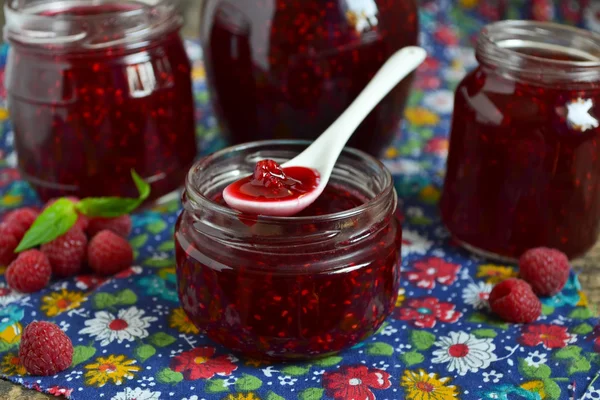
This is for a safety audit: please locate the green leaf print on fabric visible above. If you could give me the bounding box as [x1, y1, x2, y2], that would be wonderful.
[147, 220, 168, 234]
[266, 392, 285, 400]
[314, 356, 342, 367]
[133, 344, 156, 362]
[518, 358, 551, 379]
[572, 323, 594, 335]
[542, 305, 555, 316]
[156, 368, 184, 385]
[466, 313, 509, 329]
[569, 307, 593, 319]
[552, 346, 591, 375]
[158, 240, 175, 251]
[401, 351, 425, 367]
[114, 289, 137, 306]
[235, 374, 262, 391]
[472, 329, 498, 338]
[130, 234, 149, 249]
[205, 378, 229, 394]
[367, 342, 394, 356]
[298, 388, 324, 400]
[91, 293, 117, 310]
[71, 345, 96, 367]
[410, 330, 436, 350]
[148, 332, 176, 347]
[143, 257, 176, 268]
[542, 379, 562, 400]
[280, 365, 311, 376]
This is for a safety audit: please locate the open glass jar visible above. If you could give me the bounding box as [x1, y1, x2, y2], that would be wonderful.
[441, 21, 600, 260]
[175, 141, 402, 360]
[4, 0, 197, 202]
[199, 0, 419, 156]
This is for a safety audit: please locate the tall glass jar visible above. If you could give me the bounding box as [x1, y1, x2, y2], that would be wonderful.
[199, 0, 419, 156]
[4, 0, 197, 202]
[441, 21, 600, 260]
[175, 141, 402, 360]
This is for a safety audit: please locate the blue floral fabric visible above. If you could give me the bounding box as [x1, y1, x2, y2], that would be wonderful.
[1, 1, 600, 399]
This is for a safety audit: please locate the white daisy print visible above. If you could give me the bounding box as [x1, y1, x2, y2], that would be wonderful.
[423, 90, 454, 114]
[401, 230, 433, 258]
[482, 370, 503, 383]
[525, 351, 547, 368]
[111, 388, 161, 400]
[432, 331, 497, 376]
[0, 283, 25, 307]
[79, 306, 157, 346]
[382, 158, 423, 176]
[462, 282, 492, 310]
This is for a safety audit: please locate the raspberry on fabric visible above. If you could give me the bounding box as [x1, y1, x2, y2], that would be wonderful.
[87, 215, 132, 238]
[519, 247, 570, 296]
[19, 321, 73, 376]
[0, 223, 20, 266]
[5, 250, 52, 293]
[41, 227, 88, 277]
[489, 278, 541, 324]
[3, 207, 39, 238]
[87, 230, 134, 276]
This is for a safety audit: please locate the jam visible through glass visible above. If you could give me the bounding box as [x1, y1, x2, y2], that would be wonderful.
[227, 159, 320, 201]
[200, 0, 419, 156]
[441, 44, 600, 259]
[175, 181, 401, 359]
[6, 2, 197, 202]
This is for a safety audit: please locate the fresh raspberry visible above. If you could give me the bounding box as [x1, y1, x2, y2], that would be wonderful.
[87, 215, 132, 238]
[489, 278, 541, 324]
[41, 227, 87, 277]
[87, 230, 133, 276]
[44, 197, 88, 232]
[253, 159, 287, 188]
[19, 321, 73, 376]
[5, 250, 52, 293]
[3, 207, 39, 238]
[519, 247, 570, 296]
[0, 223, 20, 266]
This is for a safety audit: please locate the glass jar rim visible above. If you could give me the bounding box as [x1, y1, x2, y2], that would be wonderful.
[477, 20, 600, 84]
[4, 0, 182, 49]
[184, 140, 395, 224]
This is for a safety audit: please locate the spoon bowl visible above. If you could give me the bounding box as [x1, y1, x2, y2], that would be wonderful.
[223, 46, 427, 216]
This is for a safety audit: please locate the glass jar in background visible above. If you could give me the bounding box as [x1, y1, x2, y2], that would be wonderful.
[441, 21, 600, 260]
[4, 0, 197, 202]
[199, 0, 419, 157]
[175, 141, 402, 360]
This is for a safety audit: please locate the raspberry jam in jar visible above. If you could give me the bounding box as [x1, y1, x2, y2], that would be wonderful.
[4, 0, 197, 202]
[441, 21, 600, 260]
[200, 0, 419, 156]
[175, 141, 402, 360]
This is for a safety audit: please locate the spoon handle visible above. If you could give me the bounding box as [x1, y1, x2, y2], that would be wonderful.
[285, 46, 427, 172]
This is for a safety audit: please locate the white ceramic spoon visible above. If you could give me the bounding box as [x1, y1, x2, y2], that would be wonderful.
[223, 46, 427, 216]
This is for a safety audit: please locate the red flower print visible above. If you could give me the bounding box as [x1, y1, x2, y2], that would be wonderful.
[418, 57, 440, 73]
[519, 324, 573, 349]
[323, 365, 391, 400]
[47, 386, 74, 397]
[414, 76, 441, 90]
[531, 0, 554, 21]
[425, 138, 449, 157]
[396, 297, 461, 328]
[404, 257, 460, 289]
[433, 26, 459, 46]
[170, 346, 237, 380]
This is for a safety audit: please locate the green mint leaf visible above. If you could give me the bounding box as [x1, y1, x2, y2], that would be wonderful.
[76, 170, 150, 218]
[15, 198, 78, 252]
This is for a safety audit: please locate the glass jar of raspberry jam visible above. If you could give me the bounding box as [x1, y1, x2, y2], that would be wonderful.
[175, 141, 402, 360]
[441, 21, 600, 260]
[4, 0, 197, 202]
[199, 0, 419, 156]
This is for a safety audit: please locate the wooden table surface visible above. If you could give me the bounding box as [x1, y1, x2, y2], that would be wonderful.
[1, 245, 600, 399]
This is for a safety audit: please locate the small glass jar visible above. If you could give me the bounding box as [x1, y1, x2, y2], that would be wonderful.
[4, 0, 197, 202]
[199, 0, 419, 156]
[175, 141, 402, 360]
[441, 21, 600, 260]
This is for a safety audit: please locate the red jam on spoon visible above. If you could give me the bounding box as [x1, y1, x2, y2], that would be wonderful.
[225, 159, 321, 202]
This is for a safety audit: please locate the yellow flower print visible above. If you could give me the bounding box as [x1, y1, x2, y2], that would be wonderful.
[192, 65, 206, 80]
[385, 147, 399, 159]
[84, 355, 141, 387]
[459, 0, 479, 9]
[0, 353, 25, 376]
[395, 288, 406, 308]
[0, 322, 22, 345]
[520, 380, 546, 399]
[0, 108, 9, 121]
[420, 185, 441, 204]
[401, 369, 459, 399]
[405, 107, 440, 126]
[158, 267, 176, 281]
[41, 289, 86, 317]
[169, 307, 200, 335]
[223, 394, 262, 400]
[476, 264, 518, 284]
[577, 291, 589, 307]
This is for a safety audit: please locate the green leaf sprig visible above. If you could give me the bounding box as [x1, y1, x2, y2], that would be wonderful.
[15, 170, 150, 252]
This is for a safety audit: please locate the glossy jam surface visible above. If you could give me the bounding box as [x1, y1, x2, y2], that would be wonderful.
[227, 160, 320, 201]
[441, 48, 600, 259]
[6, 3, 197, 201]
[175, 184, 401, 359]
[200, 0, 418, 156]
